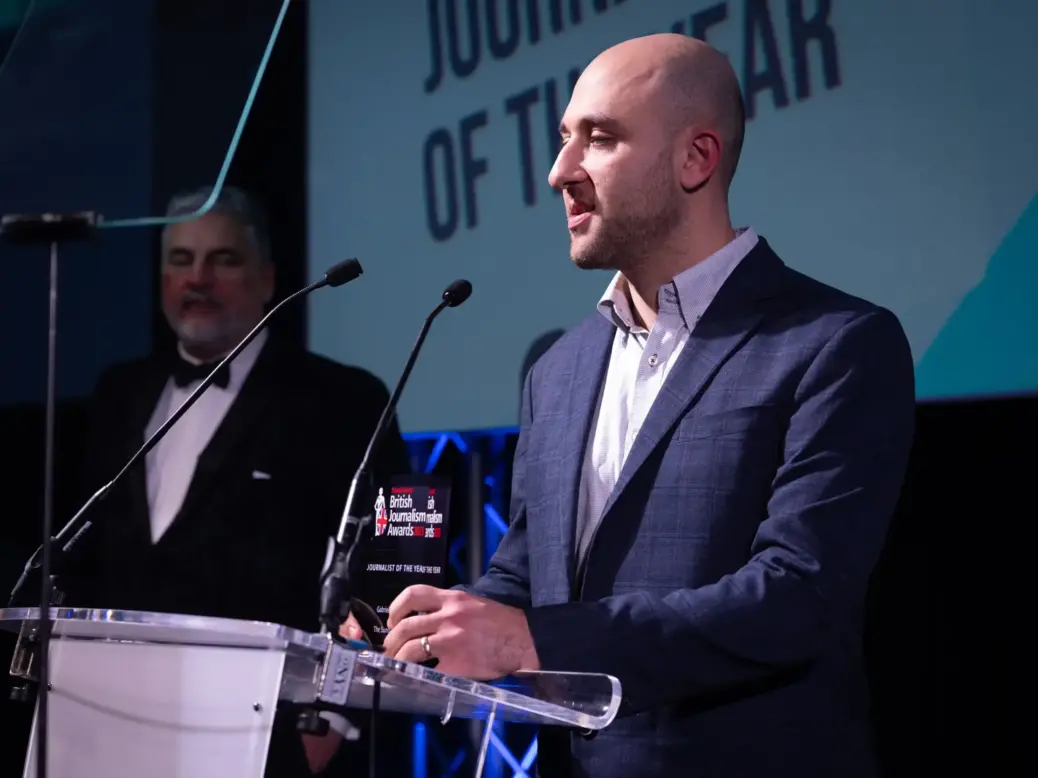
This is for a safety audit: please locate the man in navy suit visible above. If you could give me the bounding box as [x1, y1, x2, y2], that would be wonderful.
[366, 34, 916, 777]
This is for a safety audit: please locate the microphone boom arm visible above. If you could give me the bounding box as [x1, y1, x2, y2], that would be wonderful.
[319, 279, 472, 636]
[7, 258, 363, 607]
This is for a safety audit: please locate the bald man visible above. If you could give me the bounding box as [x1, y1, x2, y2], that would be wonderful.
[364, 35, 915, 777]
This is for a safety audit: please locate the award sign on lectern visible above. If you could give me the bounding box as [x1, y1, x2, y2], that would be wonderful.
[355, 474, 452, 645]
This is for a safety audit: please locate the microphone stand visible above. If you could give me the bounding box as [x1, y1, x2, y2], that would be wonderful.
[1, 210, 101, 778]
[7, 256, 363, 609]
[318, 280, 472, 635]
[312, 280, 471, 778]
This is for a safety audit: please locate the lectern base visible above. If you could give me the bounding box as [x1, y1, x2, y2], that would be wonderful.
[22, 639, 283, 778]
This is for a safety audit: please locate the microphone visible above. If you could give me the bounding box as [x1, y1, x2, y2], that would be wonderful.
[7, 257, 364, 607]
[318, 278, 473, 635]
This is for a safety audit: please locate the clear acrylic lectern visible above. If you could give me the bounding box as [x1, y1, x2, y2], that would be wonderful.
[1, 608, 621, 778]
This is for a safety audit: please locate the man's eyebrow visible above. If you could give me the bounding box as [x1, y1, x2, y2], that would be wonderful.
[559, 113, 623, 135]
[166, 246, 242, 258]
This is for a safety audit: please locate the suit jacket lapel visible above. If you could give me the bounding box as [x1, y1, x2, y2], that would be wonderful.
[553, 316, 614, 595]
[163, 339, 284, 539]
[597, 240, 788, 523]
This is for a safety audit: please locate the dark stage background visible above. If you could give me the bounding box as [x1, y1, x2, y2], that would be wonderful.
[0, 1, 1029, 776]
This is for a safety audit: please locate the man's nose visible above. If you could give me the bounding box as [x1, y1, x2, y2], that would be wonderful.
[185, 260, 215, 286]
[548, 142, 588, 191]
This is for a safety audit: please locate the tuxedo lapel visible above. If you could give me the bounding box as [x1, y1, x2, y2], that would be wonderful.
[597, 241, 789, 523]
[122, 360, 176, 548]
[552, 316, 614, 595]
[165, 340, 284, 538]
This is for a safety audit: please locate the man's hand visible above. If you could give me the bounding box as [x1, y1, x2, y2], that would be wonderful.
[382, 585, 540, 679]
[301, 731, 342, 774]
[338, 611, 368, 642]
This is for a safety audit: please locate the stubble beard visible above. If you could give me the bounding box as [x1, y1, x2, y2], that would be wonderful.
[165, 306, 243, 359]
[570, 155, 682, 274]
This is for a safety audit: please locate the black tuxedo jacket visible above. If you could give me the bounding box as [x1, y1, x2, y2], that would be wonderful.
[53, 337, 412, 776]
[63, 336, 410, 631]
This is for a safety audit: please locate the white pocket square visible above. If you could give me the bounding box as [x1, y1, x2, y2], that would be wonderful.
[252, 470, 272, 480]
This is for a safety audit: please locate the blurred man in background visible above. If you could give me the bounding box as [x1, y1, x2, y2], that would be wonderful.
[63, 186, 410, 775]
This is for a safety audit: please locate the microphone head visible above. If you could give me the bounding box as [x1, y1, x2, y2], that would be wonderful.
[443, 279, 472, 307]
[325, 258, 363, 287]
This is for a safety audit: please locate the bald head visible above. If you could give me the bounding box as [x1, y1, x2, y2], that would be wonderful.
[586, 34, 745, 189]
[549, 34, 746, 276]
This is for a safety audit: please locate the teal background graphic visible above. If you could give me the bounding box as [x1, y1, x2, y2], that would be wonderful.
[304, 0, 1038, 432]
[916, 191, 1038, 399]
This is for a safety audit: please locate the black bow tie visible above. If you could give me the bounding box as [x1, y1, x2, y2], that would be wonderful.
[172, 356, 230, 389]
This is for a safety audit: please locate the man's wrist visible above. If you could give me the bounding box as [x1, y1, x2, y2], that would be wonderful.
[519, 609, 542, 672]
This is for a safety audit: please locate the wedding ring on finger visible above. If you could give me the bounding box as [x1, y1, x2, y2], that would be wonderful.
[420, 635, 433, 658]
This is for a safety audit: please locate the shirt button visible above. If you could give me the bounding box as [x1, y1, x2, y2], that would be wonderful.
[648, 353, 658, 367]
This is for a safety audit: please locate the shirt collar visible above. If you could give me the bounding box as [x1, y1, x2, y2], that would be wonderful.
[597, 226, 759, 334]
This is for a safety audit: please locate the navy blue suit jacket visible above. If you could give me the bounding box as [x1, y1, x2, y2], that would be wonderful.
[468, 239, 916, 777]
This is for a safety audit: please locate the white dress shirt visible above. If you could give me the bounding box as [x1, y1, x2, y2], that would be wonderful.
[144, 328, 268, 542]
[574, 227, 760, 571]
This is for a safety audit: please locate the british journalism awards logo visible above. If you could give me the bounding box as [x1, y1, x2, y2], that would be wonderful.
[373, 486, 443, 539]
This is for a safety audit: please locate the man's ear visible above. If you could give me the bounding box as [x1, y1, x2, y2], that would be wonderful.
[678, 126, 723, 194]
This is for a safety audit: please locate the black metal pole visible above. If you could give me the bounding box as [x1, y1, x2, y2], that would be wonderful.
[1, 211, 99, 778]
[34, 239, 60, 778]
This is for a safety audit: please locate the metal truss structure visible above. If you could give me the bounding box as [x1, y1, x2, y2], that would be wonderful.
[401, 428, 539, 778]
